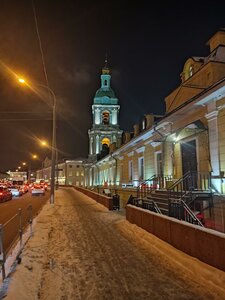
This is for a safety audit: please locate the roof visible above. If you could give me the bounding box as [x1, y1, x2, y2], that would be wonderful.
[94, 87, 118, 105]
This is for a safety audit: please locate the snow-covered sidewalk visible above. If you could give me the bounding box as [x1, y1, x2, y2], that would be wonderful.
[2, 187, 225, 299]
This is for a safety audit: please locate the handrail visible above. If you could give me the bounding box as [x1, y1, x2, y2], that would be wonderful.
[152, 200, 162, 214]
[181, 199, 204, 227]
[138, 174, 156, 188]
[169, 197, 204, 227]
[137, 174, 173, 199]
[168, 171, 191, 191]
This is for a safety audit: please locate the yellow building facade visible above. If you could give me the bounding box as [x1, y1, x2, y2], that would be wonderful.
[84, 29, 225, 206]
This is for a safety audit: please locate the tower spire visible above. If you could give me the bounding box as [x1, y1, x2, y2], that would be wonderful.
[102, 54, 110, 74]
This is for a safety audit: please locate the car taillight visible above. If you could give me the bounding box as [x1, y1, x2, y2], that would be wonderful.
[0, 192, 3, 195]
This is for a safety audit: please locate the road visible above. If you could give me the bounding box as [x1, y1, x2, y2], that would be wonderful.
[5, 187, 225, 299]
[0, 191, 49, 256]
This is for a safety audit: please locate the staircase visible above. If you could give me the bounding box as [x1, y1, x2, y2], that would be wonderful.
[146, 190, 169, 215]
[135, 171, 213, 226]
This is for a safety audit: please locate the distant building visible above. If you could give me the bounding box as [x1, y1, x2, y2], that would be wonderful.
[0, 171, 10, 181]
[36, 159, 85, 186]
[8, 171, 27, 183]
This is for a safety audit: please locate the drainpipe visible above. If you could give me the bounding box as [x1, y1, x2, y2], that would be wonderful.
[95, 164, 100, 193]
[153, 125, 166, 178]
[111, 154, 118, 194]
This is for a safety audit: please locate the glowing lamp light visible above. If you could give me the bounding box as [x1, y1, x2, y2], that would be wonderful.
[41, 140, 47, 146]
[18, 78, 26, 84]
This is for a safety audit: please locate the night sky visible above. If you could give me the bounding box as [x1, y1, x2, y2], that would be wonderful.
[0, 0, 225, 171]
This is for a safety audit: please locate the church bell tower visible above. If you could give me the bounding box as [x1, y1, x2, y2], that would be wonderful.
[88, 60, 123, 161]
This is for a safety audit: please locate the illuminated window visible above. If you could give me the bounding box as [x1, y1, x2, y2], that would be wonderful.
[138, 157, 144, 180]
[76, 181, 79, 186]
[129, 160, 133, 181]
[69, 171, 73, 176]
[189, 65, 193, 77]
[156, 152, 162, 176]
[76, 171, 79, 176]
[81, 171, 84, 176]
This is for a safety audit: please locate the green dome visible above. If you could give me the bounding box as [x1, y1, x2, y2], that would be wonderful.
[95, 87, 115, 98]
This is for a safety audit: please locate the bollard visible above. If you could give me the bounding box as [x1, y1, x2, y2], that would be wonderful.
[18, 208, 23, 250]
[0, 224, 6, 280]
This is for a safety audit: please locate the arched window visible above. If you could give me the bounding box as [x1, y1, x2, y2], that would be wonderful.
[104, 80, 107, 86]
[101, 137, 110, 146]
[189, 65, 193, 77]
[102, 111, 109, 124]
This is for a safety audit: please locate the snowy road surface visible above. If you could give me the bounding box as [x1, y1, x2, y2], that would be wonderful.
[4, 187, 225, 299]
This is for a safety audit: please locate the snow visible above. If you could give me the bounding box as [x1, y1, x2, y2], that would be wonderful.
[1, 187, 225, 299]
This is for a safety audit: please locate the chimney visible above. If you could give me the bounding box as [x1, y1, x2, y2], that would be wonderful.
[123, 132, 131, 144]
[133, 124, 140, 137]
[145, 114, 154, 129]
[206, 29, 225, 52]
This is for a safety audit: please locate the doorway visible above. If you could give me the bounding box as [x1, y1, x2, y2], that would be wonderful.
[181, 139, 198, 189]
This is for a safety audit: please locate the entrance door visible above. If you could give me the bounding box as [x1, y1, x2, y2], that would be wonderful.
[181, 140, 198, 189]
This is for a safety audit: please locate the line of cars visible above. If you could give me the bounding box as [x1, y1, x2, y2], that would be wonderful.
[0, 180, 48, 203]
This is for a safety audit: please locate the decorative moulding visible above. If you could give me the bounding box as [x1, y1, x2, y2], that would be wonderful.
[127, 151, 134, 157]
[151, 141, 161, 148]
[205, 110, 219, 121]
[136, 146, 145, 153]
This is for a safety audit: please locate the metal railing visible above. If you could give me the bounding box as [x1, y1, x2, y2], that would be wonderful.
[137, 175, 173, 199]
[142, 199, 162, 214]
[127, 196, 162, 214]
[0, 205, 33, 280]
[168, 171, 212, 199]
[169, 198, 204, 227]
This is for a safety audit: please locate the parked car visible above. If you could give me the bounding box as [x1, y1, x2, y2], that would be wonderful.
[0, 186, 12, 203]
[40, 182, 48, 191]
[31, 185, 45, 196]
[21, 184, 29, 194]
[8, 186, 23, 197]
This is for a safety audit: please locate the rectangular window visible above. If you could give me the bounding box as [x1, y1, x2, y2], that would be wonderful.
[69, 165, 72, 168]
[156, 152, 162, 176]
[76, 165, 80, 168]
[128, 160, 133, 181]
[76, 181, 79, 186]
[69, 171, 73, 177]
[76, 171, 79, 176]
[81, 171, 84, 176]
[138, 157, 144, 180]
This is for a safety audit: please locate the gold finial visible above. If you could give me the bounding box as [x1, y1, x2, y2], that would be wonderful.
[102, 54, 110, 74]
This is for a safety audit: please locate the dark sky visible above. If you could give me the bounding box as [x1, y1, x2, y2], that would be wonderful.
[0, 0, 225, 171]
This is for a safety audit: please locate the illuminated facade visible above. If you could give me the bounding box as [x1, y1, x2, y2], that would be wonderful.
[88, 60, 123, 161]
[36, 159, 84, 186]
[84, 29, 225, 207]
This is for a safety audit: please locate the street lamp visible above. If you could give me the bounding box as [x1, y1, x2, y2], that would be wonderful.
[18, 78, 57, 206]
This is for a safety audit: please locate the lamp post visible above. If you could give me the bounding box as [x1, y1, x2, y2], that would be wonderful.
[36, 83, 56, 206]
[18, 79, 57, 206]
